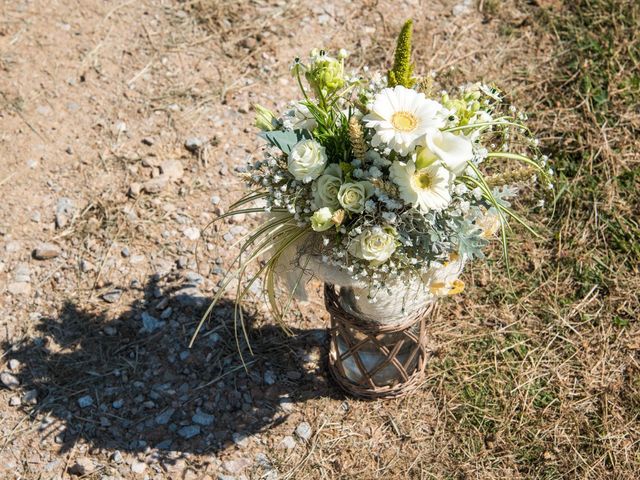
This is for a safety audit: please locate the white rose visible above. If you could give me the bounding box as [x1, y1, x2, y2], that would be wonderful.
[312, 164, 342, 209]
[349, 226, 397, 266]
[337, 181, 373, 213]
[310, 207, 334, 232]
[288, 139, 327, 183]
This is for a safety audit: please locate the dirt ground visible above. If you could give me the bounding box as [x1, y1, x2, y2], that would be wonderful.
[0, 0, 638, 479]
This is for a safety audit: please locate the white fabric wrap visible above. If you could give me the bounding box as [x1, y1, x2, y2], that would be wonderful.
[275, 232, 466, 326]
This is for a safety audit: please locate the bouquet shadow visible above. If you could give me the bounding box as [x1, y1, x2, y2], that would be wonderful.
[3, 276, 339, 461]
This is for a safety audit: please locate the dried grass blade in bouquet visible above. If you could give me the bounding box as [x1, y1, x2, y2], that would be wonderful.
[191, 20, 554, 396]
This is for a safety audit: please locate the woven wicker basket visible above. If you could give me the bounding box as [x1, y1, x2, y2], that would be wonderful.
[324, 284, 434, 399]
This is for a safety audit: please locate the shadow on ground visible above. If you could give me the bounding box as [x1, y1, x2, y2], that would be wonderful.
[3, 277, 339, 464]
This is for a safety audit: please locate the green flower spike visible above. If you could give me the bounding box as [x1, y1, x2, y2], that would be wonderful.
[388, 19, 417, 89]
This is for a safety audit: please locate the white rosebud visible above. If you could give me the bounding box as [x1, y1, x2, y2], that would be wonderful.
[337, 181, 373, 213]
[311, 207, 334, 232]
[348, 226, 397, 266]
[287, 139, 327, 183]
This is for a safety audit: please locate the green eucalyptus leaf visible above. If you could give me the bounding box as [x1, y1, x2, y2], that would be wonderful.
[258, 129, 313, 154]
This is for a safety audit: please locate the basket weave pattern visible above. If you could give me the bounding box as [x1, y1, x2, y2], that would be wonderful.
[324, 284, 432, 399]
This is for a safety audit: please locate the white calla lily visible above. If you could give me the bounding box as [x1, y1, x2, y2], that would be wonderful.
[424, 129, 473, 175]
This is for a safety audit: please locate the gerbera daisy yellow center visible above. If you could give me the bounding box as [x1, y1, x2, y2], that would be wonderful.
[390, 111, 418, 132]
[413, 170, 433, 190]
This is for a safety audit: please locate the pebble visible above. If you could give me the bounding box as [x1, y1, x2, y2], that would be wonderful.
[1, 372, 20, 390]
[184, 137, 203, 153]
[131, 461, 147, 474]
[22, 389, 38, 405]
[13, 264, 31, 282]
[174, 287, 207, 308]
[185, 271, 204, 285]
[223, 458, 252, 474]
[142, 176, 169, 194]
[128, 182, 142, 197]
[111, 450, 123, 464]
[8, 359, 20, 371]
[160, 307, 173, 319]
[69, 457, 95, 476]
[280, 436, 296, 449]
[192, 411, 215, 426]
[178, 425, 201, 439]
[295, 422, 312, 441]
[121, 246, 130, 257]
[55, 197, 75, 229]
[160, 159, 184, 181]
[9, 396, 21, 406]
[77, 395, 94, 408]
[155, 408, 175, 425]
[102, 289, 122, 303]
[141, 312, 165, 332]
[210, 195, 221, 205]
[183, 227, 200, 241]
[232, 432, 249, 448]
[141, 137, 155, 146]
[33, 243, 60, 260]
[104, 325, 117, 336]
[112, 399, 124, 409]
[263, 370, 276, 385]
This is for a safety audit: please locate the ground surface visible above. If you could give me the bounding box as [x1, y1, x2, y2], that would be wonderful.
[0, 0, 638, 479]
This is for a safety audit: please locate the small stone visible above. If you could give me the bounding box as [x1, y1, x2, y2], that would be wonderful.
[111, 450, 123, 464]
[279, 395, 295, 413]
[8, 359, 20, 371]
[102, 289, 122, 303]
[183, 227, 200, 241]
[131, 461, 147, 474]
[160, 307, 173, 319]
[295, 422, 312, 441]
[160, 160, 184, 181]
[178, 425, 200, 439]
[33, 243, 60, 260]
[7, 282, 31, 296]
[192, 411, 214, 426]
[155, 408, 175, 425]
[184, 137, 203, 153]
[104, 326, 117, 336]
[141, 137, 155, 146]
[55, 197, 75, 229]
[9, 396, 21, 406]
[13, 264, 30, 282]
[232, 432, 249, 448]
[210, 195, 221, 205]
[142, 176, 169, 194]
[128, 182, 142, 197]
[141, 312, 165, 332]
[121, 246, 130, 257]
[80, 259, 94, 272]
[112, 399, 124, 409]
[69, 457, 95, 476]
[1, 372, 20, 389]
[179, 350, 190, 361]
[31, 211, 41, 223]
[280, 436, 296, 450]
[22, 389, 38, 405]
[174, 287, 207, 308]
[263, 370, 276, 385]
[223, 458, 252, 474]
[77, 395, 94, 408]
[185, 271, 204, 285]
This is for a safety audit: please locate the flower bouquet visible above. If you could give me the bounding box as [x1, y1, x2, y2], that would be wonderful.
[193, 20, 551, 398]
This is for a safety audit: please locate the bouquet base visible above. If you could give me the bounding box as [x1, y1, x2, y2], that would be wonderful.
[324, 284, 432, 399]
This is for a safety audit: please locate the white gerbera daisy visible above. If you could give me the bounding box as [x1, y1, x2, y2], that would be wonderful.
[363, 86, 445, 156]
[389, 159, 452, 212]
